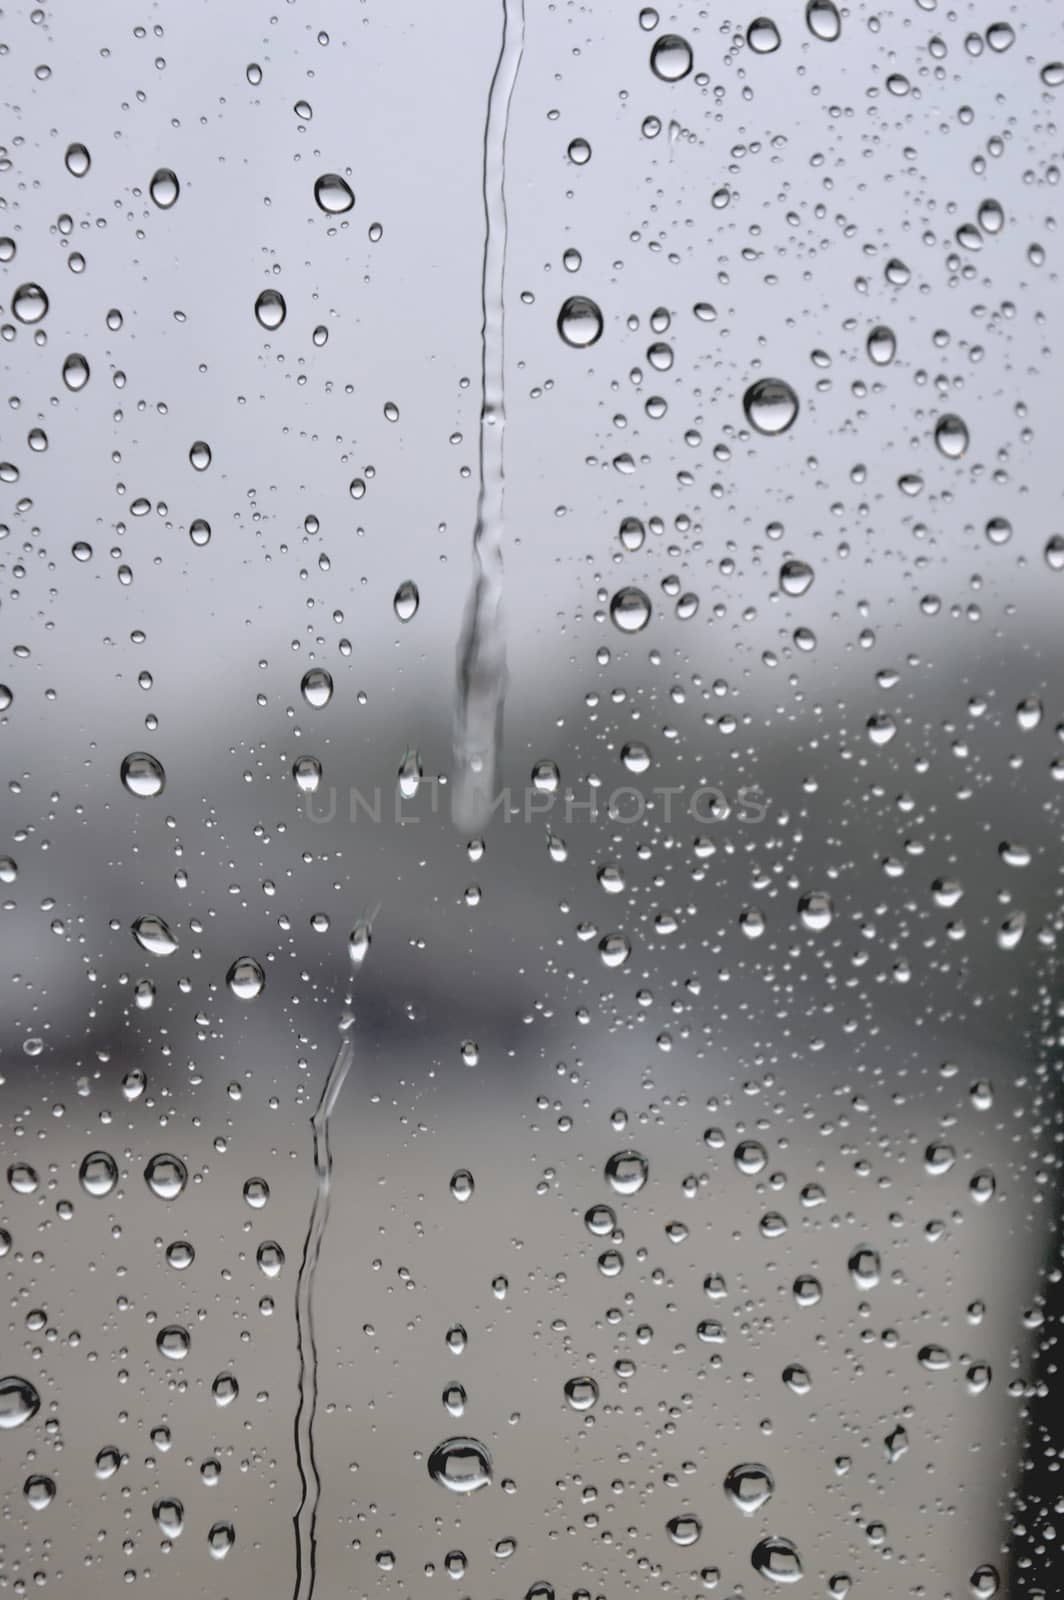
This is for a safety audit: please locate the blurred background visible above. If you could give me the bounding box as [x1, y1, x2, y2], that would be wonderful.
[2, 0, 1063, 1595]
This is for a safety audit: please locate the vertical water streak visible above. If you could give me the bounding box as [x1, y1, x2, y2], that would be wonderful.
[291, 1026, 354, 1598]
[452, 0, 526, 832]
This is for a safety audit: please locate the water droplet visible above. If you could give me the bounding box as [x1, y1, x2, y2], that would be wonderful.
[394, 579, 420, 621]
[443, 1382, 466, 1417]
[585, 1203, 616, 1235]
[131, 914, 178, 957]
[743, 377, 799, 435]
[605, 1149, 648, 1195]
[848, 1244, 881, 1289]
[213, 1372, 239, 1405]
[610, 586, 651, 632]
[866, 324, 896, 365]
[650, 33, 693, 80]
[157, 1323, 190, 1362]
[257, 1240, 285, 1277]
[293, 755, 323, 794]
[153, 1497, 184, 1538]
[780, 558, 814, 596]
[301, 667, 333, 708]
[190, 517, 211, 547]
[725, 1462, 775, 1514]
[558, 295, 603, 347]
[149, 168, 180, 208]
[121, 751, 165, 797]
[314, 173, 355, 213]
[95, 1446, 121, 1478]
[935, 413, 969, 458]
[667, 1514, 703, 1546]
[752, 1535, 803, 1585]
[62, 352, 90, 390]
[563, 1374, 600, 1411]
[0, 1377, 40, 1430]
[427, 1437, 493, 1493]
[144, 1152, 188, 1200]
[227, 956, 265, 1000]
[783, 1362, 811, 1394]
[747, 18, 781, 53]
[166, 1240, 194, 1269]
[24, 1474, 55, 1509]
[1041, 61, 1064, 87]
[798, 889, 833, 930]
[398, 748, 422, 800]
[806, 0, 841, 40]
[189, 439, 212, 471]
[254, 289, 287, 329]
[970, 1563, 1000, 1597]
[12, 283, 49, 324]
[65, 141, 91, 176]
[567, 137, 591, 164]
[208, 1522, 235, 1560]
[450, 1169, 475, 1202]
[79, 1150, 118, 1197]
[735, 1139, 768, 1175]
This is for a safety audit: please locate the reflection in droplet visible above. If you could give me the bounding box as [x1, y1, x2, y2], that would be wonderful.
[427, 1437, 493, 1493]
[131, 914, 178, 957]
[557, 295, 603, 348]
[743, 377, 799, 435]
[605, 1149, 648, 1195]
[314, 173, 355, 214]
[149, 168, 180, 208]
[650, 33, 693, 81]
[145, 1152, 188, 1201]
[751, 1535, 803, 1585]
[934, 413, 969, 459]
[79, 1150, 118, 1197]
[0, 1376, 40, 1430]
[609, 586, 651, 633]
[724, 1462, 775, 1514]
[227, 956, 266, 1000]
[121, 751, 165, 797]
[254, 289, 287, 329]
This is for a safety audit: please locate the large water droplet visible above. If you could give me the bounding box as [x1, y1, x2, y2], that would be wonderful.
[0, 1376, 40, 1429]
[62, 352, 90, 390]
[314, 173, 355, 213]
[301, 668, 333, 708]
[12, 283, 49, 324]
[149, 168, 180, 208]
[751, 1536, 803, 1584]
[605, 1149, 648, 1194]
[564, 1376, 599, 1411]
[666, 1514, 702, 1546]
[394, 579, 420, 621]
[145, 1152, 188, 1200]
[747, 17, 781, 53]
[806, 0, 841, 40]
[121, 751, 165, 797]
[743, 377, 799, 435]
[724, 1462, 775, 1514]
[254, 289, 287, 329]
[79, 1150, 118, 1197]
[227, 956, 265, 1000]
[65, 141, 91, 176]
[154, 1497, 184, 1538]
[131, 914, 178, 957]
[427, 1437, 493, 1493]
[848, 1244, 881, 1289]
[780, 558, 814, 597]
[934, 413, 969, 458]
[609, 586, 651, 633]
[650, 33, 693, 80]
[24, 1474, 55, 1509]
[156, 1325, 190, 1360]
[558, 295, 603, 347]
